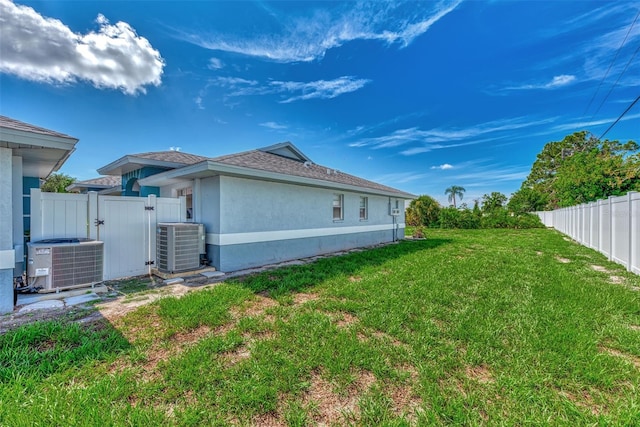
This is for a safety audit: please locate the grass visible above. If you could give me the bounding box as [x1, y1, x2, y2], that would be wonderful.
[1, 228, 639, 426]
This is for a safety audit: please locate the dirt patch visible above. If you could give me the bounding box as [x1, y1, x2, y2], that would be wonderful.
[303, 369, 377, 425]
[465, 364, 494, 384]
[628, 325, 640, 331]
[557, 388, 604, 416]
[555, 257, 571, 264]
[609, 276, 625, 285]
[223, 345, 251, 366]
[293, 293, 320, 305]
[98, 284, 192, 322]
[600, 346, 640, 369]
[335, 312, 358, 328]
[250, 411, 287, 427]
[234, 295, 279, 318]
[536, 251, 543, 256]
[590, 265, 609, 273]
[348, 276, 362, 283]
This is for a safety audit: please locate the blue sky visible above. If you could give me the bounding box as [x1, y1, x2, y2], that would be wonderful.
[1, 0, 638, 206]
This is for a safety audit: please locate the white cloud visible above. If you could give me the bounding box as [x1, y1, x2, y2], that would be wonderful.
[431, 164, 453, 170]
[0, 0, 164, 95]
[208, 57, 224, 70]
[274, 76, 371, 103]
[174, 1, 462, 62]
[504, 74, 576, 91]
[350, 116, 557, 154]
[551, 112, 640, 132]
[212, 75, 370, 103]
[259, 121, 287, 130]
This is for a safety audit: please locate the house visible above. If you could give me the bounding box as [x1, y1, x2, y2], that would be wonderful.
[98, 142, 415, 272]
[66, 176, 122, 195]
[0, 115, 78, 313]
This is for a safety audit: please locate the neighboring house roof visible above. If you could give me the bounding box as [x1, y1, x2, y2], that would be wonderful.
[97, 150, 208, 176]
[0, 115, 76, 140]
[138, 142, 415, 199]
[0, 115, 78, 178]
[66, 176, 122, 193]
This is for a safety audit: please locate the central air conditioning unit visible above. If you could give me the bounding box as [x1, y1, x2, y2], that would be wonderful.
[27, 239, 104, 292]
[156, 223, 205, 273]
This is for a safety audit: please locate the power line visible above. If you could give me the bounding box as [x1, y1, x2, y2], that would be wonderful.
[598, 94, 640, 140]
[583, 10, 640, 117]
[591, 42, 640, 120]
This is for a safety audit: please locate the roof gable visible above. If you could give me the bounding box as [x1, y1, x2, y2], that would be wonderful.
[97, 150, 208, 176]
[258, 142, 310, 162]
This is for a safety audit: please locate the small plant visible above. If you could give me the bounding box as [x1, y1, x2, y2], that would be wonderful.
[412, 226, 426, 239]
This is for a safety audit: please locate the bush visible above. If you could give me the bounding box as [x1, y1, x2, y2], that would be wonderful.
[438, 207, 543, 229]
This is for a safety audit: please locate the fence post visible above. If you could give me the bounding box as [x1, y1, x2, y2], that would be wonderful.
[88, 192, 98, 240]
[146, 194, 157, 271]
[608, 196, 614, 262]
[628, 192, 635, 272]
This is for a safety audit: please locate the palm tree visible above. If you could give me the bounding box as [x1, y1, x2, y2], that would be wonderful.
[445, 185, 466, 208]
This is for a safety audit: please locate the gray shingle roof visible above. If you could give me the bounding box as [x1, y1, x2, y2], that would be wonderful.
[74, 176, 122, 187]
[132, 151, 208, 165]
[0, 115, 76, 140]
[211, 149, 412, 197]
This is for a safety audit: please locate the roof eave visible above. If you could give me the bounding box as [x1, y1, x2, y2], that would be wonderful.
[97, 155, 188, 176]
[139, 160, 415, 199]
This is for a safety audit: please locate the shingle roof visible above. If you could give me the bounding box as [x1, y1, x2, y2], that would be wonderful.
[211, 149, 412, 197]
[74, 176, 122, 187]
[132, 151, 208, 165]
[0, 115, 76, 140]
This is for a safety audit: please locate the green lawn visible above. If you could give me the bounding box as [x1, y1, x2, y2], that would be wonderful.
[1, 229, 639, 426]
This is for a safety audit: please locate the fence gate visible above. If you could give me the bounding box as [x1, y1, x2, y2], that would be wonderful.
[31, 190, 185, 281]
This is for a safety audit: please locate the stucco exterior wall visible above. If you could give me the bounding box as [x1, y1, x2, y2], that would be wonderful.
[218, 175, 404, 232]
[199, 175, 405, 272]
[0, 148, 15, 313]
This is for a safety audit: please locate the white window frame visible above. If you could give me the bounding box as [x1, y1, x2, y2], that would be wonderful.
[333, 193, 344, 221]
[359, 196, 368, 221]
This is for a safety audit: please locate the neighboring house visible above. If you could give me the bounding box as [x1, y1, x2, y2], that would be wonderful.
[66, 176, 122, 195]
[98, 142, 415, 272]
[0, 115, 78, 313]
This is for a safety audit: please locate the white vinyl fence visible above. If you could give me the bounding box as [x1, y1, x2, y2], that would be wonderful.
[536, 192, 639, 274]
[30, 189, 186, 280]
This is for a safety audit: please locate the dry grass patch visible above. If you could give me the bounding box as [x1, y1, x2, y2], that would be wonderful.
[600, 346, 640, 369]
[334, 312, 359, 328]
[293, 292, 320, 305]
[302, 369, 377, 425]
[591, 265, 609, 272]
[556, 388, 605, 416]
[555, 256, 571, 264]
[349, 276, 362, 282]
[465, 364, 494, 384]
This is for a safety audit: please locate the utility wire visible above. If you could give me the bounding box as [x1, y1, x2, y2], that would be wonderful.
[598, 94, 640, 140]
[591, 42, 640, 120]
[583, 10, 640, 117]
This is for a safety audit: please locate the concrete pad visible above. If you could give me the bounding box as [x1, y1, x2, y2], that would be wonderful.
[19, 299, 64, 312]
[201, 271, 225, 278]
[164, 278, 184, 285]
[64, 293, 101, 307]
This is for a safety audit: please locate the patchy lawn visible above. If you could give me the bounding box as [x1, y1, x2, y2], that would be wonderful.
[1, 229, 639, 426]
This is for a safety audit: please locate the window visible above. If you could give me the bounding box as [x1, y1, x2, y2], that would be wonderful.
[359, 196, 368, 220]
[333, 194, 344, 220]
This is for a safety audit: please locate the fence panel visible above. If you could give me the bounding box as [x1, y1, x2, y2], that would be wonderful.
[536, 191, 637, 274]
[632, 193, 640, 274]
[31, 191, 185, 281]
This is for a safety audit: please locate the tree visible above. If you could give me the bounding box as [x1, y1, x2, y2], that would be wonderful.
[481, 192, 507, 212]
[406, 195, 441, 227]
[522, 131, 639, 209]
[444, 185, 466, 208]
[41, 173, 76, 193]
[508, 187, 548, 214]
